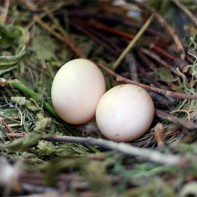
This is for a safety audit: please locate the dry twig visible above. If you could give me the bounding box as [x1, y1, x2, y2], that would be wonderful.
[126, 54, 139, 82]
[112, 14, 154, 70]
[133, 1, 186, 60]
[140, 48, 178, 75]
[42, 135, 186, 166]
[154, 123, 164, 147]
[98, 64, 197, 99]
[0, 0, 10, 23]
[172, 0, 197, 27]
[155, 109, 197, 130]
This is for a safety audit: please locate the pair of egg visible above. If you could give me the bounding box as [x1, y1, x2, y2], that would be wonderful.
[51, 59, 155, 142]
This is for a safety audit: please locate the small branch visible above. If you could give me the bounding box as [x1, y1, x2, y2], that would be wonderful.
[77, 18, 177, 63]
[126, 54, 139, 82]
[154, 123, 164, 147]
[155, 12, 185, 59]
[140, 48, 178, 75]
[7, 133, 25, 138]
[137, 49, 157, 71]
[81, 21, 135, 40]
[0, 0, 9, 24]
[134, 1, 185, 60]
[71, 20, 121, 55]
[20, 0, 39, 11]
[0, 119, 14, 140]
[42, 135, 186, 166]
[112, 14, 154, 70]
[44, 8, 69, 37]
[98, 64, 197, 99]
[0, 120, 14, 134]
[155, 109, 197, 130]
[149, 44, 176, 61]
[172, 0, 197, 27]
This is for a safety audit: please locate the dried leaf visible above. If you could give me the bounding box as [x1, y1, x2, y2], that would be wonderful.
[0, 132, 42, 151]
[34, 113, 51, 131]
[26, 99, 41, 112]
[154, 67, 177, 82]
[11, 97, 26, 106]
[33, 31, 57, 62]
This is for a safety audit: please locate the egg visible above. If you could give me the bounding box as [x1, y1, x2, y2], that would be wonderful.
[96, 84, 154, 142]
[51, 59, 106, 124]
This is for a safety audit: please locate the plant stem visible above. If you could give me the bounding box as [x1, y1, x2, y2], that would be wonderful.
[155, 109, 197, 130]
[0, 78, 61, 119]
[10, 80, 58, 118]
[42, 135, 186, 166]
[112, 14, 154, 70]
[134, 1, 185, 59]
[0, 78, 100, 153]
[172, 0, 197, 27]
[98, 64, 197, 100]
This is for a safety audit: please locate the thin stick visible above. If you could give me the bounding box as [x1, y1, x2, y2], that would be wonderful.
[83, 21, 176, 61]
[112, 14, 154, 70]
[126, 54, 139, 82]
[0, 0, 9, 23]
[150, 44, 176, 61]
[82, 21, 136, 39]
[141, 48, 178, 75]
[172, 0, 197, 27]
[155, 13, 185, 60]
[154, 123, 164, 147]
[98, 64, 197, 99]
[133, 1, 185, 60]
[7, 133, 25, 138]
[20, 0, 38, 11]
[0, 119, 14, 140]
[155, 109, 197, 130]
[42, 135, 186, 166]
[44, 8, 70, 38]
[72, 20, 120, 55]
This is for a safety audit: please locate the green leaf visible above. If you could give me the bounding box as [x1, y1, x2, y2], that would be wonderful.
[0, 65, 17, 75]
[26, 99, 41, 112]
[0, 132, 42, 151]
[33, 31, 57, 62]
[11, 97, 26, 106]
[0, 48, 25, 66]
[37, 140, 88, 157]
[0, 47, 26, 75]
[34, 113, 51, 131]
[0, 24, 26, 75]
[0, 24, 27, 49]
[154, 67, 177, 82]
[37, 141, 57, 156]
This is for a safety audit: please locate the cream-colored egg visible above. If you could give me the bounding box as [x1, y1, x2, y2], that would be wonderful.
[51, 59, 106, 124]
[96, 84, 154, 142]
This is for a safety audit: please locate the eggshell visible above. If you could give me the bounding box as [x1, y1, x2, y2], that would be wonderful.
[96, 84, 154, 142]
[51, 59, 106, 124]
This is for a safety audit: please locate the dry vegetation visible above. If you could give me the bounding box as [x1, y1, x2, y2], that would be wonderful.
[0, 0, 197, 196]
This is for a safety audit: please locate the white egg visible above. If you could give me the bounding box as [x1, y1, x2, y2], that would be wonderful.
[0, 157, 15, 186]
[51, 59, 106, 124]
[96, 84, 154, 142]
